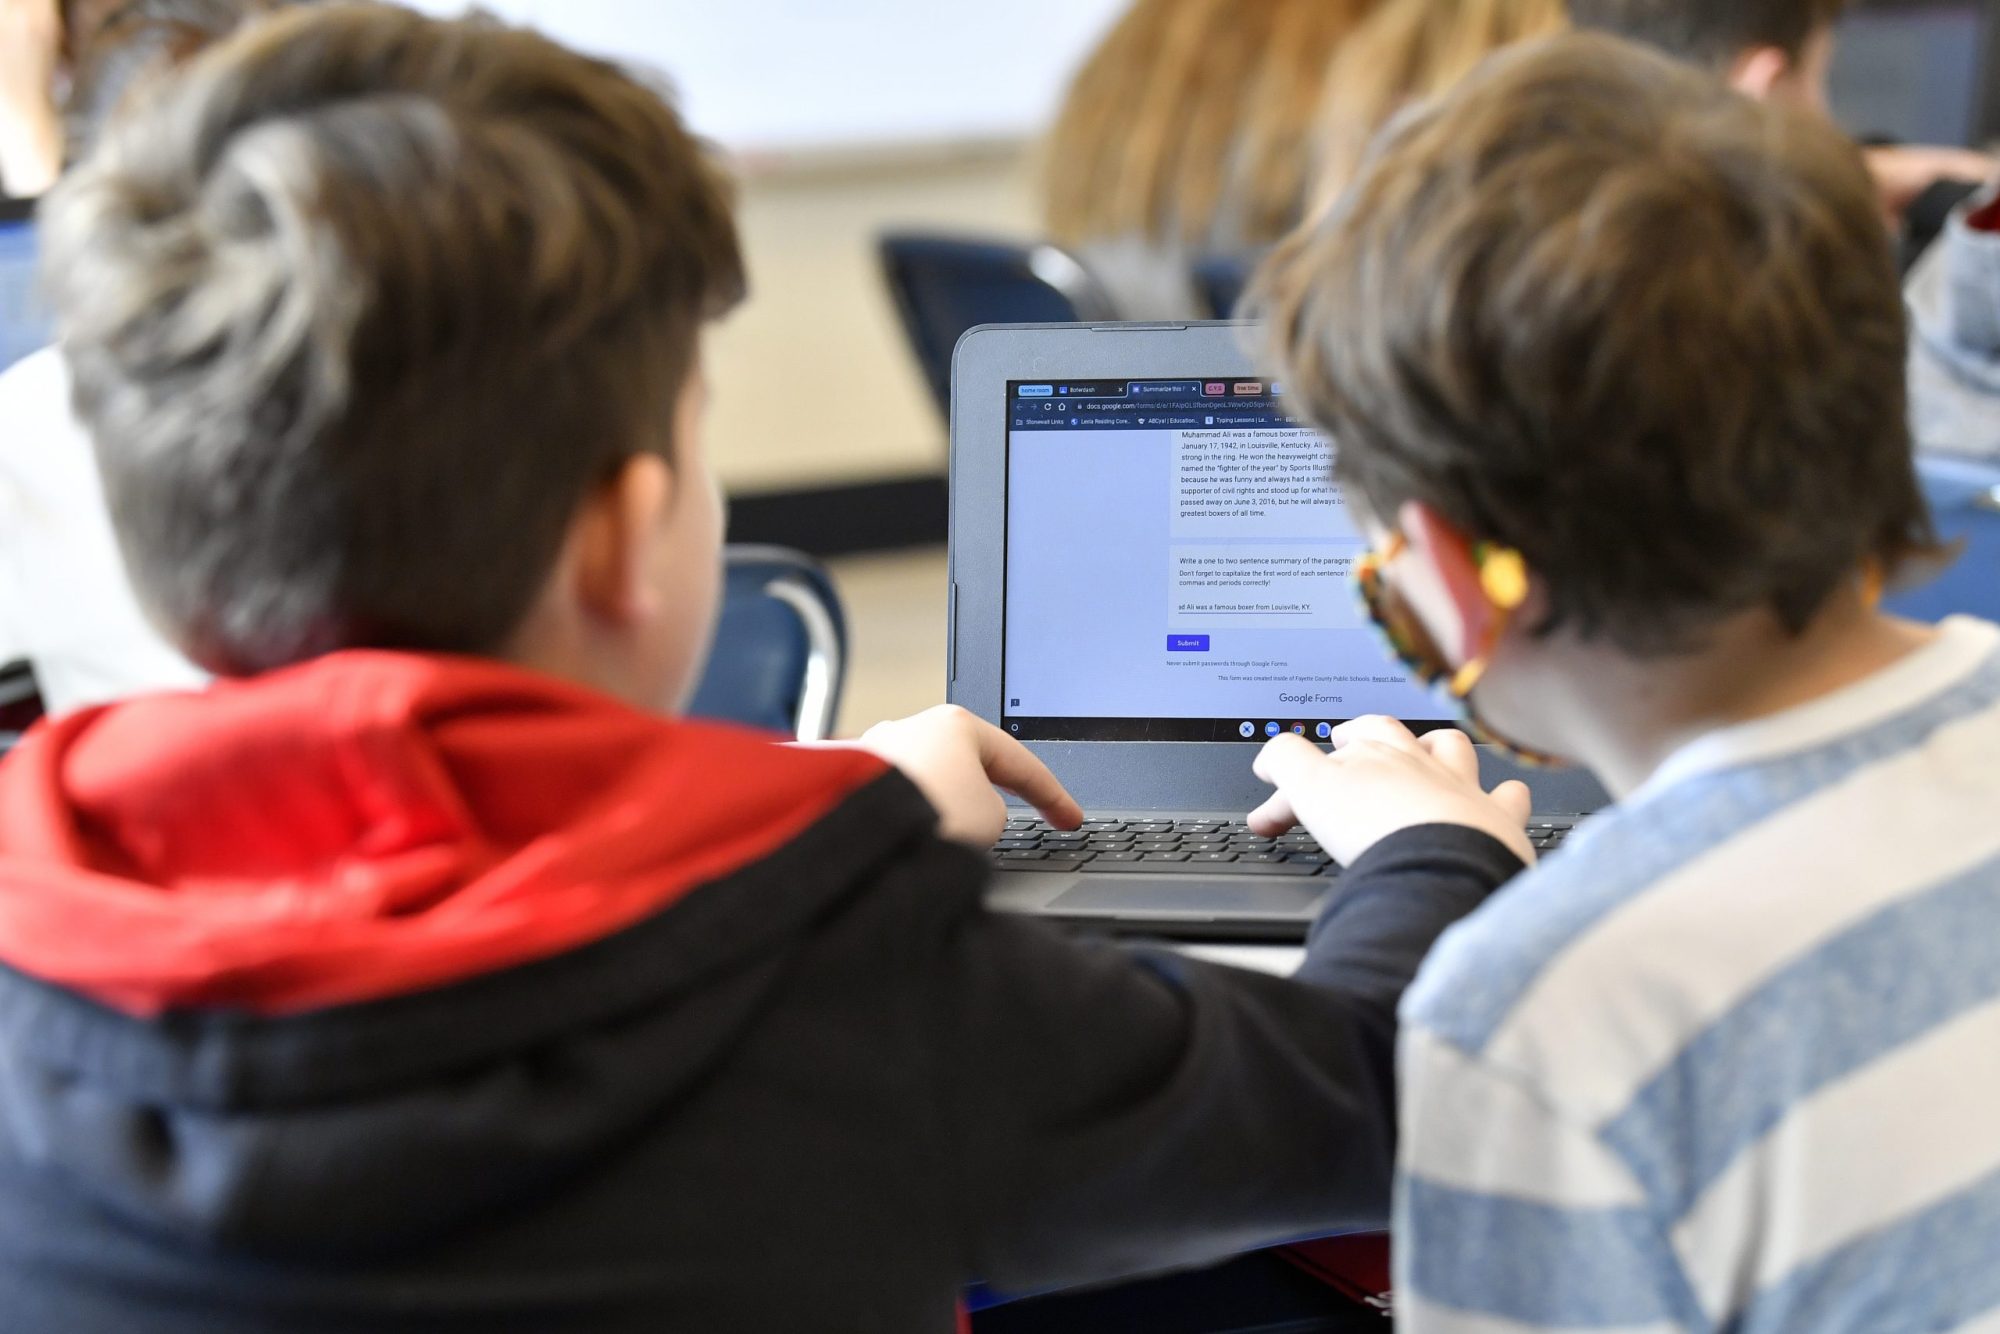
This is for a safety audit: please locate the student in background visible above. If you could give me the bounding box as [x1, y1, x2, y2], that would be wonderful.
[1312, 0, 1568, 206]
[2, 0, 191, 203]
[1252, 31, 2000, 1331]
[1042, 0, 1380, 320]
[1907, 173, 2000, 460]
[0, 0, 260, 713]
[0, 6, 1530, 1327]
[0, 0, 62, 200]
[1566, 0, 1995, 255]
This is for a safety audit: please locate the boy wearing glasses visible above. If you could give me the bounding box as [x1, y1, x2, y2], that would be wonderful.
[1248, 31, 2000, 1334]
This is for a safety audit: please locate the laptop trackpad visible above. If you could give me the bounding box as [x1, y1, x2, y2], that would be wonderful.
[1049, 879, 1323, 918]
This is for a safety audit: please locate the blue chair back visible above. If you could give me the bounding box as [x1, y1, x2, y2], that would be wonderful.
[0, 659, 45, 759]
[1886, 454, 2000, 623]
[0, 208, 50, 373]
[688, 545, 848, 741]
[878, 233, 1113, 419]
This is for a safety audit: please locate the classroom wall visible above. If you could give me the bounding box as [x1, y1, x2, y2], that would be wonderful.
[407, 0, 1124, 156]
[708, 146, 1042, 496]
[398, 1, 1095, 500]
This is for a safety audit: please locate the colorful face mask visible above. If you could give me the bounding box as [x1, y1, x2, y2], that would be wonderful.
[1354, 532, 1567, 768]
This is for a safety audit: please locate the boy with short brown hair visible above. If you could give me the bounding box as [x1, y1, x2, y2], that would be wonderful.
[1253, 29, 2000, 1333]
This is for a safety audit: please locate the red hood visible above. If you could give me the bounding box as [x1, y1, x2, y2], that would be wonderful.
[0, 652, 888, 1016]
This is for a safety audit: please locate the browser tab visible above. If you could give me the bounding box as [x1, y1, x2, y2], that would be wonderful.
[1017, 384, 1054, 397]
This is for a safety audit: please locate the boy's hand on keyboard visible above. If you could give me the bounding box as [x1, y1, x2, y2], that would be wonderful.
[1248, 716, 1534, 868]
[856, 706, 1083, 847]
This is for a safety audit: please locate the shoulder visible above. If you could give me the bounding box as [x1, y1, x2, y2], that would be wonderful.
[1399, 794, 1696, 1060]
[1410, 685, 2000, 1132]
[1397, 797, 1803, 1161]
[1400, 744, 1860, 1087]
[1414, 630, 2000, 1054]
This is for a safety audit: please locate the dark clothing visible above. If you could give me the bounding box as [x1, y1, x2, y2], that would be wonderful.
[1904, 176, 1984, 273]
[0, 652, 1519, 1331]
[972, 1249, 1386, 1332]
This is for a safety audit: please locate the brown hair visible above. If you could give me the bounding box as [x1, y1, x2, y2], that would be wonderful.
[42, 3, 747, 674]
[58, 0, 126, 55]
[1313, 0, 1568, 205]
[1043, 0, 1381, 250]
[1255, 31, 1935, 654]
[61, 0, 283, 167]
[1566, 0, 1848, 68]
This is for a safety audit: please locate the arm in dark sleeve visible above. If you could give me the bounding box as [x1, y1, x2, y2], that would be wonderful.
[1905, 177, 1983, 269]
[925, 824, 1522, 1293]
[1294, 824, 1527, 1005]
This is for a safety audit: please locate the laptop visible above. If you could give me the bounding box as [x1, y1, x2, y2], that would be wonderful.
[946, 321, 1610, 941]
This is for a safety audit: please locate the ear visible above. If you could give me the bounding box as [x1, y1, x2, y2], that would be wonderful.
[1727, 45, 1792, 101]
[571, 453, 674, 628]
[1396, 500, 1493, 667]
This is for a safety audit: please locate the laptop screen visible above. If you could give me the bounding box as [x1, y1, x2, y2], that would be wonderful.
[1001, 376, 1447, 743]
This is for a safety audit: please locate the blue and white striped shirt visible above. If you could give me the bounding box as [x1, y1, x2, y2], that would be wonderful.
[1396, 616, 2000, 1333]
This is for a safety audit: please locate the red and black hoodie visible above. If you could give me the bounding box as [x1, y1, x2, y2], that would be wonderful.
[0, 652, 1518, 1332]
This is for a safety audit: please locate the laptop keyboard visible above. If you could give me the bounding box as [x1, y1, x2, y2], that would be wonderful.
[992, 815, 1577, 876]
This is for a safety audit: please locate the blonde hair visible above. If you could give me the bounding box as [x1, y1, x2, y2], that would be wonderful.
[1044, 0, 1381, 250]
[1314, 0, 1568, 204]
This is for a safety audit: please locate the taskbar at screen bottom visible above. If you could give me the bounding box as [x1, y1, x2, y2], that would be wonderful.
[1001, 716, 1462, 743]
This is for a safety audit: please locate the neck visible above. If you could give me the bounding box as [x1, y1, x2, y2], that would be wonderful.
[1524, 596, 1939, 798]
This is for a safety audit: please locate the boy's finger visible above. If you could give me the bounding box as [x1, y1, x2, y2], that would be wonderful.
[1491, 779, 1533, 826]
[1418, 726, 1480, 782]
[1246, 791, 1297, 837]
[1329, 714, 1421, 752]
[974, 723, 1083, 829]
[1252, 732, 1331, 790]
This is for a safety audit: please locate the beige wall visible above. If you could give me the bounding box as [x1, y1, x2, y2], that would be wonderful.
[706, 145, 1042, 495]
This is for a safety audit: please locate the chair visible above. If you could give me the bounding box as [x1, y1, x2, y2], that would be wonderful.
[1191, 251, 1264, 321]
[0, 659, 45, 759]
[688, 545, 848, 741]
[0, 205, 51, 374]
[878, 232, 1115, 420]
[1885, 454, 2000, 624]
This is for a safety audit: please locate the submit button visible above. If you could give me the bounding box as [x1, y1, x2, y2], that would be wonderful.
[1167, 635, 1211, 652]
